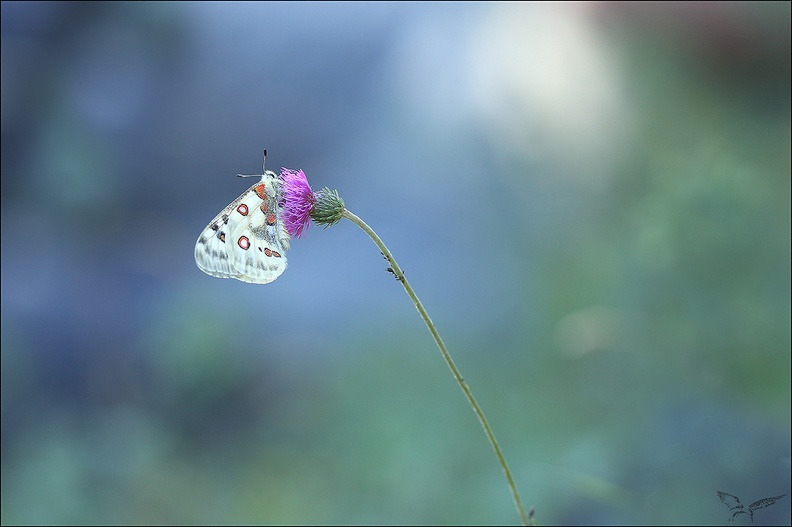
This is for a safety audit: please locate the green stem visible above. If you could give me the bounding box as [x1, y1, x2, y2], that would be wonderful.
[342, 209, 530, 526]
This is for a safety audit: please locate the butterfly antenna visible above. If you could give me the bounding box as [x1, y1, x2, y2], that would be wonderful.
[237, 148, 269, 179]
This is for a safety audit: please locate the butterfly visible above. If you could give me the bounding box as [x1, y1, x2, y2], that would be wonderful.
[195, 153, 290, 284]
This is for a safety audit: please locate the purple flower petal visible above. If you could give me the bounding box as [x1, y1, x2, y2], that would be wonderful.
[280, 168, 316, 238]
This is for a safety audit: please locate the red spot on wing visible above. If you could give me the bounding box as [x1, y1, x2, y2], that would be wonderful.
[264, 248, 272, 257]
[238, 236, 250, 250]
[260, 201, 268, 213]
[254, 184, 267, 200]
[236, 204, 249, 216]
[266, 213, 277, 226]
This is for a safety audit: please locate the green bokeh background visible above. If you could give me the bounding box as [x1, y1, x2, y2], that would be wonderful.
[2, 2, 789, 525]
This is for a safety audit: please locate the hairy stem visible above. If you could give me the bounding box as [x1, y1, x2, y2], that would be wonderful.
[342, 209, 530, 526]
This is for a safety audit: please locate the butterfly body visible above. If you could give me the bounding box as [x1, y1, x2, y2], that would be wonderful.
[195, 171, 290, 284]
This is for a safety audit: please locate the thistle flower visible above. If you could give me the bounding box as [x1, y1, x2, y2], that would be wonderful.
[280, 168, 345, 237]
[280, 168, 315, 238]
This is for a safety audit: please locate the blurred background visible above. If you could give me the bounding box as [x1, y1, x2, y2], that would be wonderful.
[2, 2, 790, 525]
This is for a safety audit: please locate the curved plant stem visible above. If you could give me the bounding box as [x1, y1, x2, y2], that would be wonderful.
[342, 209, 530, 526]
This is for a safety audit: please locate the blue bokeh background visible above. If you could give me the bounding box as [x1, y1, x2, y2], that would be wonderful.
[2, 2, 790, 524]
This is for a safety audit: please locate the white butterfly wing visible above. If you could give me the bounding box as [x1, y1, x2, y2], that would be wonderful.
[195, 173, 290, 284]
[226, 188, 290, 283]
